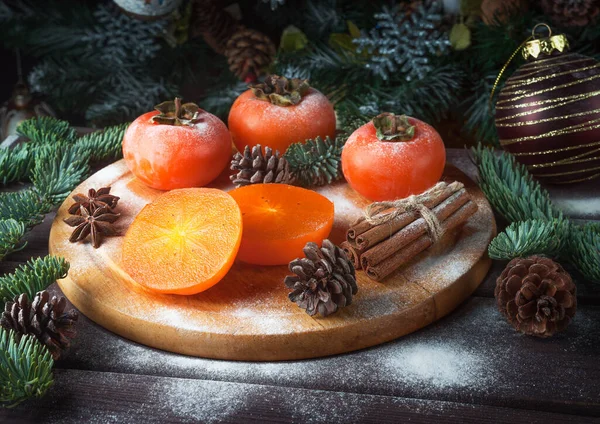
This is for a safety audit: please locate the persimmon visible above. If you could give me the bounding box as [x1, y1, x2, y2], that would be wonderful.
[341, 113, 446, 201]
[228, 184, 334, 266]
[121, 188, 242, 295]
[122, 98, 232, 191]
[228, 75, 336, 154]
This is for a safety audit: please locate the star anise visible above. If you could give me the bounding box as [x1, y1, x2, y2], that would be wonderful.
[67, 186, 119, 215]
[64, 205, 120, 248]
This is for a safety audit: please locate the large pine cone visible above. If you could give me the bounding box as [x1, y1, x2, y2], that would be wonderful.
[540, 0, 600, 27]
[1, 291, 78, 359]
[224, 28, 276, 81]
[284, 240, 358, 317]
[495, 256, 576, 338]
[191, 0, 239, 54]
[230, 144, 294, 187]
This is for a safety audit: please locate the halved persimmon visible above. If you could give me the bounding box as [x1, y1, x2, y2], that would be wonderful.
[228, 184, 334, 265]
[122, 188, 242, 295]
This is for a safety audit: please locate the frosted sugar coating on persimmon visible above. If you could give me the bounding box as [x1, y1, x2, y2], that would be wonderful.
[121, 188, 242, 295]
[228, 88, 336, 154]
[229, 184, 334, 266]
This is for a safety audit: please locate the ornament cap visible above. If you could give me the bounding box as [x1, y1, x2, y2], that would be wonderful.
[522, 23, 569, 60]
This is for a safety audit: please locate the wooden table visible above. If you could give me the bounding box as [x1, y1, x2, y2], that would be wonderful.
[2, 149, 599, 424]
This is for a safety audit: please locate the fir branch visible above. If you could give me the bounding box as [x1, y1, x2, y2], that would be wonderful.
[488, 219, 569, 260]
[0, 219, 26, 261]
[16, 116, 77, 145]
[0, 328, 54, 408]
[354, 64, 463, 123]
[31, 144, 90, 204]
[285, 136, 344, 187]
[76, 123, 129, 162]
[471, 144, 562, 223]
[569, 223, 600, 284]
[0, 189, 51, 229]
[0, 256, 69, 304]
[0, 144, 33, 185]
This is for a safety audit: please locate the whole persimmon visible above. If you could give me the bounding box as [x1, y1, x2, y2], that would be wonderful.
[341, 113, 446, 201]
[228, 75, 336, 154]
[122, 98, 232, 190]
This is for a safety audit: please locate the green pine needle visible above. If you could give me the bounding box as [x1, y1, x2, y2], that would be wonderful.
[488, 219, 569, 260]
[0, 189, 52, 229]
[471, 144, 562, 223]
[0, 328, 54, 408]
[0, 256, 69, 305]
[0, 144, 34, 185]
[284, 136, 345, 187]
[569, 223, 600, 284]
[76, 123, 129, 162]
[31, 144, 90, 204]
[0, 219, 26, 261]
[16, 116, 77, 145]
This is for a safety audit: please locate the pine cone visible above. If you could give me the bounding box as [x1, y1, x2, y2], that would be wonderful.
[224, 28, 276, 81]
[230, 145, 294, 187]
[1, 291, 78, 359]
[495, 256, 576, 338]
[284, 240, 358, 317]
[191, 0, 239, 54]
[540, 0, 600, 27]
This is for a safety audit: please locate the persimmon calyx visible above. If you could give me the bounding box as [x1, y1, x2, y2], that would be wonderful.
[151, 97, 204, 126]
[372, 113, 415, 142]
[250, 75, 310, 107]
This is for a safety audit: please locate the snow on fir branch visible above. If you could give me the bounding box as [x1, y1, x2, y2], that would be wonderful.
[354, 1, 450, 81]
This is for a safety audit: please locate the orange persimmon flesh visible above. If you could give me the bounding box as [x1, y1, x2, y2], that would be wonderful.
[122, 188, 242, 295]
[229, 184, 334, 266]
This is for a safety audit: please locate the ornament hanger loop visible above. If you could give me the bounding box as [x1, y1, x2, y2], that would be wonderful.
[532, 23, 552, 39]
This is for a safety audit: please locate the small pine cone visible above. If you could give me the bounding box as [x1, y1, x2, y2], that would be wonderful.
[540, 0, 600, 27]
[495, 256, 577, 338]
[230, 144, 295, 187]
[191, 0, 239, 54]
[1, 291, 79, 360]
[284, 240, 358, 317]
[224, 28, 276, 81]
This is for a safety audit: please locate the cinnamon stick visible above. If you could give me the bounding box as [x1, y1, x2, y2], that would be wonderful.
[351, 183, 461, 250]
[346, 216, 372, 243]
[365, 199, 478, 281]
[361, 189, 471, 269]
[341, 241, 364, 269]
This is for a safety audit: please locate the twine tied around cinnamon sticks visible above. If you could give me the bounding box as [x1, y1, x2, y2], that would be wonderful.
[342, 180, 478, 282]
[364, 181, 464, 244]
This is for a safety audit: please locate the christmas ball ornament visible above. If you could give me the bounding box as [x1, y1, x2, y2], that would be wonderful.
[495, 24, 600, 184]
[540, 0, 600, 28]
[495, 256, 576, 338]
[0, 81, 54, 142]
[113, 0, 182, 19]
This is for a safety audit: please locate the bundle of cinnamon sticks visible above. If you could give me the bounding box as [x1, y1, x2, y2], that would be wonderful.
[341, 181, 478, 282]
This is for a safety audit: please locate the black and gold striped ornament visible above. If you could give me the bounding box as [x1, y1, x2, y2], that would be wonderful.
[495, 24, 600, 184]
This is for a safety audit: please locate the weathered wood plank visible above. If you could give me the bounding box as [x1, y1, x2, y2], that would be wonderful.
[50, 290, 600, 417]
[1, 368, 598, 424]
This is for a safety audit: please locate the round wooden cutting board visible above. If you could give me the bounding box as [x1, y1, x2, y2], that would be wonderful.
[49, 160, 495, 361]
